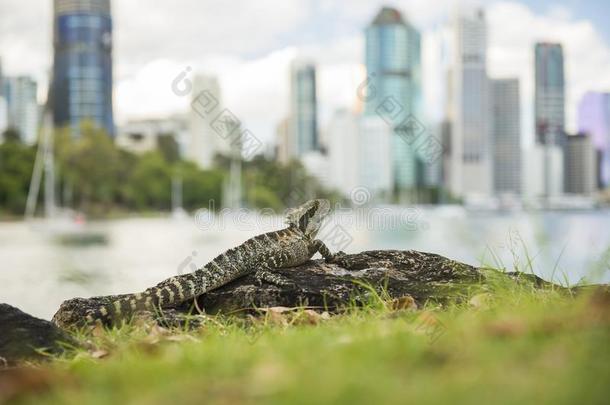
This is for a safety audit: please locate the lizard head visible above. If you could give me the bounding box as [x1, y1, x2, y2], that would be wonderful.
[286, 199, 330, 237]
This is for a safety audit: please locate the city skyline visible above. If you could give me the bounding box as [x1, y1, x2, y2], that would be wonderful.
[1, 1, 609, 148]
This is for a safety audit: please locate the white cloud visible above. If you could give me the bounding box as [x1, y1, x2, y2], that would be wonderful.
[113, 0, 311, 68]
[115, 59, 190, 121]
[216, 48, 297, 142]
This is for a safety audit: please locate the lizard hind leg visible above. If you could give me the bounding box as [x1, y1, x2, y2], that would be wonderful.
[254, 267, 296, 288]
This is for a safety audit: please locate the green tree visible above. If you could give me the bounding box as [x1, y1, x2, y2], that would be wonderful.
[157, 133, 180, 164]
[59, 123, 122, 215]
[247, 185, 282, 211]
[0, 141, 36, 214]
[2, 128, 21, 143]
[124, 151, 172, 210]
[0, 121, 342, 218]
[237, 155, 338, 209]
[179, 161, 224, 210]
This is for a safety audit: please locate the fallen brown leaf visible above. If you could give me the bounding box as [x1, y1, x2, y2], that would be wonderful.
[390, 295, 418, 311]
[90, 349, 109, 359]
[486, 318, 528, 338]
[294, 310, 324, 325]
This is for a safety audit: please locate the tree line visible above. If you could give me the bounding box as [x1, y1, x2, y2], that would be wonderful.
[0, 124, 336, 218]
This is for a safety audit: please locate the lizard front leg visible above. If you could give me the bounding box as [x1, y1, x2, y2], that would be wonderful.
[312, 239, 345, 263]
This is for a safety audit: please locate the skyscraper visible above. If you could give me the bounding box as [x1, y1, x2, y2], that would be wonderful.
[491, 78, 521, 196]
[449, 8, 492, 199]
[0, 57, 4, 98]
[3, 76, 39, 144]
[52, 0, 114, 136]
[0, 58, 6, 135]
[188, 74, 233, 169]
[275, 117, 292, 165]
[327, 109, 360, 197]
[359, 116, 393, 196]
[564, 133, 597, 195]
[290, 60, 318, 157]
[535, 43, 565, 146]
[0, 100, 6, 137]
[578, 92, 610, 189]
[534, 43, 565, 198]
[365, 6, 421, 194]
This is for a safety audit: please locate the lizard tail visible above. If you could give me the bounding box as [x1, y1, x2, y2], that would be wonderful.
[85, 289, 159, 326]
[85, 271, 206, 326]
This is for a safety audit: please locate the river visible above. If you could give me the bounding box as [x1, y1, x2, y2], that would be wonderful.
[1, 207, 609, 320]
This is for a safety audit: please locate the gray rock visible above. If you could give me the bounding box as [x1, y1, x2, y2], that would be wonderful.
[0, 304, 78, 365]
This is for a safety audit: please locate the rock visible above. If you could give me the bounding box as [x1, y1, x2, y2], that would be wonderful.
[54, 250, 599, 330]
[0, 304, 78, 365]
[194, 250, 484, 314]
[53, 250, 487, 329]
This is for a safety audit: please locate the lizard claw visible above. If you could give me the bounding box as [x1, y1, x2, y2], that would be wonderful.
[326, 251, 347, 263]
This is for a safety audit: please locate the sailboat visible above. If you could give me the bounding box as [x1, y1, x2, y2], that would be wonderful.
[171, 173, 188, 220]
[24, 110, 106, 245]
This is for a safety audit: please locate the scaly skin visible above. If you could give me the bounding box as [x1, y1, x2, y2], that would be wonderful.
[85, 199, 341, 326]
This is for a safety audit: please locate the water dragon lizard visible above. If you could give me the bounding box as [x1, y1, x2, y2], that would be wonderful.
[85, 199, 342, 326]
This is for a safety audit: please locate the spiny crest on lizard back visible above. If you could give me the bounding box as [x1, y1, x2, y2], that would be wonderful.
[285, 199, 330, 238]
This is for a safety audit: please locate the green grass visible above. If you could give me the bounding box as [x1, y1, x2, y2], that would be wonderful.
[4, 285, 610, 405]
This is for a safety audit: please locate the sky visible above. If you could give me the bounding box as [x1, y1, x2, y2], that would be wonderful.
[1, 0, 610, 148]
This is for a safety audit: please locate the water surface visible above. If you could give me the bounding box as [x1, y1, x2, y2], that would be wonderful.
[1, 208, 608, 320]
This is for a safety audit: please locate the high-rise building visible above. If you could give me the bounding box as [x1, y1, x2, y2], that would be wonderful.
[534, 43, 565, 199]
[448, 8, 492, 199]
[491, 78, 521, 196]
[440, 119, 452, 193]
[188, 74, 233, 169]
[275, 117, 292, 165]
[359, 116, 393, 196]
[0, 98, 7, 137]
[365, 6, 421, 194]
[52, 0, 114, 136]
[116, 116, 188, 156]
[578, 92, 610, 189]
[523, 145, 564, 201]
[3, 76, 39, 144]
[290, 60, 318, 157]
[419, 125, 444, 188]
[0, 58, 6, 136]
[0, 57, 4, 98]
[564, 133, 597, 195]
[302, 151, 331, 190]
[535, 43, 565, 146]
[326, 109, 360, 197]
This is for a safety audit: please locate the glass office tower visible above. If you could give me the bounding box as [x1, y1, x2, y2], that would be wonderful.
[365, 6, 421, 192]
[52, 0, 114, 136]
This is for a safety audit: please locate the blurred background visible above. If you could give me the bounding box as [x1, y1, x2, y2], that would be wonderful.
[0, 0, 609, 319]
